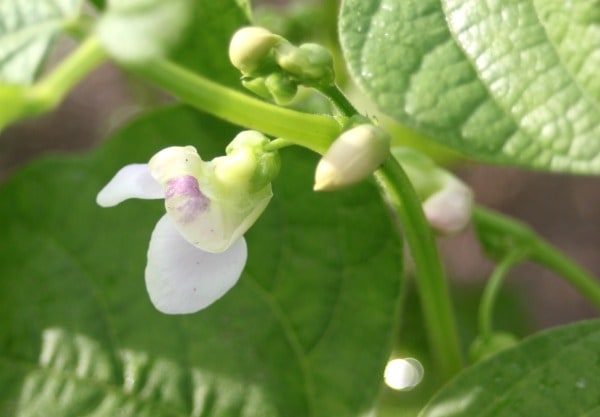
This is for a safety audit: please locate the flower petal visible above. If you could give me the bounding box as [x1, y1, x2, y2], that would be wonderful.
[145, 214, 247, 314]
[168, 184, 272, 253]
[97, 164, 164, 207]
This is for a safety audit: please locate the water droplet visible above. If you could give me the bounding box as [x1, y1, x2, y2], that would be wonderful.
[383, 357, 424, 391]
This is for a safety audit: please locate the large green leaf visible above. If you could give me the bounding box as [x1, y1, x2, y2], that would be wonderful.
[0, 0, 83, 84]
[96, 0, 195, 63]
[0, 105, 402, 416]
[420, 319, 600, 417]
[339, 0, 600, 174]
[95, 0, 248, 87]
[170, 0, 251, 87]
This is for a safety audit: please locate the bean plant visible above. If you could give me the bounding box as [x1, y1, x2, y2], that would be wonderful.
[1, 0, 599, 416]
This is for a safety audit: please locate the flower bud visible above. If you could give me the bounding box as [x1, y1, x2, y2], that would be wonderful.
[422, 179, 473, 235]
[229, 26, 281, 75]
[391, 147, 445, 199]
[241, 77, 272, 100]
[264, 72, 298, 104]
[392, 147, 473, 236]
[275, 43, 335, 85]
[314, 124, 390, 191]
[214, 131, 280, 191]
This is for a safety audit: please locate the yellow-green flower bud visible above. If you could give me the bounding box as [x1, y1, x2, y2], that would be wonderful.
[241, 77, 272, 100]
[229, 26, 282, 75]
[275, 43, 335, 85]
[314, 124, 390, 191]
[214, 131, 280, 191]
[264, 72, 298, 104]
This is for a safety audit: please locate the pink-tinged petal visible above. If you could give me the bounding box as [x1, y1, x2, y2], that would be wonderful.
[145, 215, 247, 314]
[168, 185, 272, 254]
[96, 164, 163, 207]
[164, 175, 210, 224]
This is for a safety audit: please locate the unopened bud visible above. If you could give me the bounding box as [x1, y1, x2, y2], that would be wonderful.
[264, 72, 298, 104]
[275, 43, 335, 85]
[314, 124, 390, 191]
[422, 179, 473, 235]
[241, 77, 272, 100]
[229, 26, 281, 75]
[214, 131, 280, 191]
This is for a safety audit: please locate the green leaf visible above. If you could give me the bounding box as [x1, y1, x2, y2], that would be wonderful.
[339, 0, 600, 174]
[88, 0, 106, 10]
[0, 105, 402, 416]
[420, 319, 600, 417]
[170, 0, 251, 87]
[96, 0, 194, 63]
[0, 0, 83, 84]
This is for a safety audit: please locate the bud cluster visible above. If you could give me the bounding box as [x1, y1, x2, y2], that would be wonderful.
[229, 26, 335, 104]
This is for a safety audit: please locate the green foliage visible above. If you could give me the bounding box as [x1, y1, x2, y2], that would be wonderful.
[0, 106, 403, 417]
[0, 0, 83, 84]
[170, 0, 251, 87]
[96, 0, 194, 62]
[339, 0, 600, 174]
[420, 319, 600, 417]
[88, 0, 105, 10]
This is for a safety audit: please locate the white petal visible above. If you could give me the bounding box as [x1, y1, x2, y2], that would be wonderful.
[145, 215, 247, 314]
[148, 146, 205, 185]
[96, 164, 164, 207]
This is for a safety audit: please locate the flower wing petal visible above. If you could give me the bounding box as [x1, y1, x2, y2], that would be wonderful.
[145, 214, 247, 314]
[97, 164, 164, 207]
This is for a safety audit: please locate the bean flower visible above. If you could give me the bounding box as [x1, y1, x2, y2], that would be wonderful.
[96, 131, 280, 314]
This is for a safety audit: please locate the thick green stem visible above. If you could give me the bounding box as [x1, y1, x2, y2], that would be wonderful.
[473, 207, 600, 310]
[478, 249, 529, 338]
[317, 84, 358, 117]
[128, 59, 342, 154]
[376, 158, 463, 379]
[33, 36, 107, 110]
[320, 83, 463, 379]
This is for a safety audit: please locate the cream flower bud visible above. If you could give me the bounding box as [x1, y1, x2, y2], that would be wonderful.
[422, 179, 473, 235]
[229, 26, 281, 75]
[314, 124, 390, 191]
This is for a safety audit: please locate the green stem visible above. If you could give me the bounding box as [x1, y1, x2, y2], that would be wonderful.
[264, 138, 295, 151]
[478, 249, 529, 338]
[376, 158, 463, 379]
[319, 83, 463, 379]
[311, 82, 463, 379]
[32, 36, 107, 110]
[128, 59, 342, 154]
[317, 84, 358, 116]
[473, 206, 600, 310]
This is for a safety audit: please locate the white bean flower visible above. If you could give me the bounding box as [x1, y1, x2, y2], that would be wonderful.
[96, 131, 279, 314]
